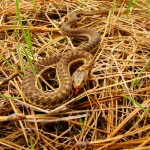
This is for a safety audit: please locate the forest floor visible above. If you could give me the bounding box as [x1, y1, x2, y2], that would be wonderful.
[0, 0, 150, 149]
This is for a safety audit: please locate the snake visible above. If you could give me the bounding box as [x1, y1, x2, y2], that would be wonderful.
[22, 10, 100, 109]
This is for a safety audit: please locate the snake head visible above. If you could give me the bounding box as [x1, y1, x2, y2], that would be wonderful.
[72, 67, 89, 93]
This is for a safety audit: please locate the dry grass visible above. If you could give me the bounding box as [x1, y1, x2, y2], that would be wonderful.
[0, 0, 150, 149]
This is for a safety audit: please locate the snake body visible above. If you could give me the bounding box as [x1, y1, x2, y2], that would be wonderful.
[22, 10, 100, 109]
[61, 10, 100, 51]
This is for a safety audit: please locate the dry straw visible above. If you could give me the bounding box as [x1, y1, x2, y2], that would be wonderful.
[0, 0, 150, 149]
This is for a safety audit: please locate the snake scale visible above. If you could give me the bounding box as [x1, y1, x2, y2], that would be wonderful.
[22, 10, 100, 109]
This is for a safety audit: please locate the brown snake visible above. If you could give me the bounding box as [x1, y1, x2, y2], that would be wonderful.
[22, 10, 100, 109]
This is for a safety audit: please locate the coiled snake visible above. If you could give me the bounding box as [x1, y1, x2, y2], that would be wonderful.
[22, 10, 100, 109]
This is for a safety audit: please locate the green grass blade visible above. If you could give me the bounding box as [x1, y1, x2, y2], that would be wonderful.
[22, 45, 36, 75]
[123, 95, 150, 117]
[15, 0, 34, 58]
[131, 59, 150, 89]
[2, 57, 17, 70]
